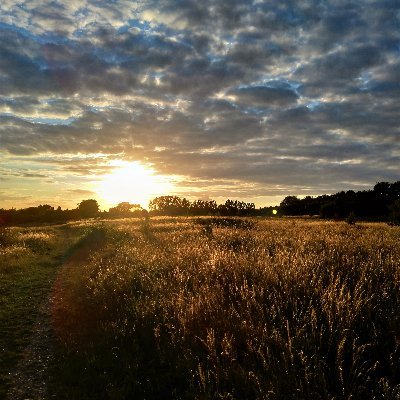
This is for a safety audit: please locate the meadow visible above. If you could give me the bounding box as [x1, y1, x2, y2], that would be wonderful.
[1, 217, 399, 399]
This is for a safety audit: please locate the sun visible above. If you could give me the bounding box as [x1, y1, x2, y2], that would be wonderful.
[96, 161, 174, 209]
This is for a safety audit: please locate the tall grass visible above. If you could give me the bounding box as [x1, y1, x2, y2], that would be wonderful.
[52, 218, 400, 399]
[0, 227, 56, 273]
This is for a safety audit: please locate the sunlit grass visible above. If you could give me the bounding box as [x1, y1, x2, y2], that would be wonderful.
[51, 218, 400, 399]
[0, 228, 55, 273]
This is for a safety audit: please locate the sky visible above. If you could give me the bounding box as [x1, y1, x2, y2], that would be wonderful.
[0, 0, 399, 210]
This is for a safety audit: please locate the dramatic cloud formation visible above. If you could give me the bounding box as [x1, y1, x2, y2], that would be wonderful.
[0, 0, 399, 208]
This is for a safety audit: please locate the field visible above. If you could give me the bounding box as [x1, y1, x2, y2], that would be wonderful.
[0, 217, 399, 399]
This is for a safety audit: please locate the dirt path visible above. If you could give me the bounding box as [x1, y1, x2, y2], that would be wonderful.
[5, 229, 106, 400]
[5, 296, 55, 400]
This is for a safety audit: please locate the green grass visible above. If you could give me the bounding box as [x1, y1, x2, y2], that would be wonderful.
[0, 224, 88, 398]
[48, 218, 400, 400]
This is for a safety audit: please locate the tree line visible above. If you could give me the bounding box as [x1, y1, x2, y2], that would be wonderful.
[279, 181, 400, 223]
[0, 197, 265, 225]
[149, 197, 257, 216]
[0, 181, 399, 225]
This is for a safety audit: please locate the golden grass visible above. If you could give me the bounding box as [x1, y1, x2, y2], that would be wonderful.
[0, 228, 56, 273]
[50, 218, 400, 399]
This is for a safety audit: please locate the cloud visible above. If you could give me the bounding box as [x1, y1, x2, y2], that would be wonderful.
[66, 188, 96, 195]
[0, 192, 32, 201]
[0, 0, 399, 205]
[22, 173, 48, 178]
[230, 84, 299, 107]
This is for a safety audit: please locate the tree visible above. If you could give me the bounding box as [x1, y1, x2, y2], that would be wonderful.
[389, 199, 400, 225]
[217, 200, 255, 216]
[149, 196, 191, 215]
[78, 199, 99, 218]
[374, 182, 391, 198]
[110, 202, 137, 213]
[320, 201, 337, 218]
[280, 196, 302, 215]
[389, 181, 400, 199]
[190, 200, 217, 216]
[108, 202, 143, 218]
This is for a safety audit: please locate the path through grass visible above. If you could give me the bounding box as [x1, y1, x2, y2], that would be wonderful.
[49, 218, 400, 400]
[1, 218, 400, 399]
[0, 223, 93, 399]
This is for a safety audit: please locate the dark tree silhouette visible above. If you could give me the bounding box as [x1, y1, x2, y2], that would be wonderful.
[1, 181, 400, 225]
[78, 199, 99, 218]
[217, 200, 255, 216]
[374, 182, 391, 198]
[190, 200, 217, 216]
[389, 199, 400, 225]
[279, 196, 302, 215]
[278, 181, 400, 220]
[149, 196, 191, 215]
[108, 202, 144, 218]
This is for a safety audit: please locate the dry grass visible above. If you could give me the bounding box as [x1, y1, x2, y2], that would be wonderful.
[50, 218, 400, 399]
[0, 227, 56, 273]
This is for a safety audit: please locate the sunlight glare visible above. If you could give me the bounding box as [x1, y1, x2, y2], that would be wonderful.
[97, 161, 174, 209]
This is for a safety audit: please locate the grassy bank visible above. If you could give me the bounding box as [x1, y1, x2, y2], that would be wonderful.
[0, 223, 88, 398]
